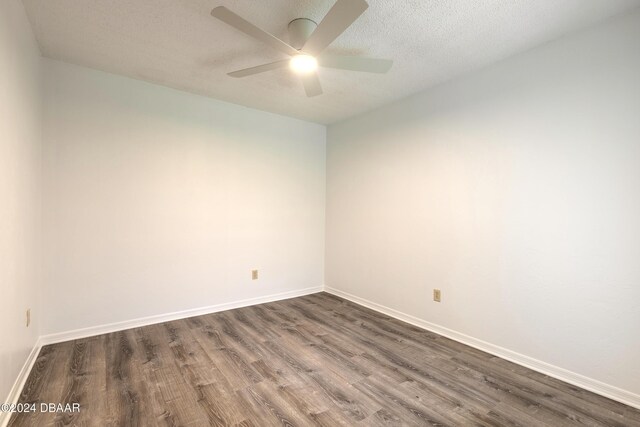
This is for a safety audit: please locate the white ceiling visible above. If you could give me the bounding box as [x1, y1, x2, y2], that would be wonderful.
[23, 0, 640, 124]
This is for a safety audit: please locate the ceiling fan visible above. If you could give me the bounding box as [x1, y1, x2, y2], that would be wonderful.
[211, 0, 393, 97]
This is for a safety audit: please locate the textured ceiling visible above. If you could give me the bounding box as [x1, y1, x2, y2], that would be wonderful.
[22, 0, 640, 124]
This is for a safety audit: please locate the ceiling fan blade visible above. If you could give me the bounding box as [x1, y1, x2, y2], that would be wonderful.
[302, 0, 369, 56]
[318, 55, 393, 73]
[228, 60, 290, 78]
[301, 72, 323, 97]
[211, 6, 299, 57]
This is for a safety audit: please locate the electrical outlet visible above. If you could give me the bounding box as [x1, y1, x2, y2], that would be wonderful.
[251, 270, 258, 280]
[26, 309, 31, 327]
[433, 289, 441, 302]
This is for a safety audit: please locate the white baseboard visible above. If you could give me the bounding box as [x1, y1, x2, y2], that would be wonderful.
[2, 286, 323, 427]
[1, 338, 43, 427]
[324, 286, 640, 410]
[39, 286, 323, 345]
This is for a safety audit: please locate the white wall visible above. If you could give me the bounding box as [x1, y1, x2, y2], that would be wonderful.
[326, 10, 640, 397]
[41, 60, 325, 335]
[0, 0, 42, 404]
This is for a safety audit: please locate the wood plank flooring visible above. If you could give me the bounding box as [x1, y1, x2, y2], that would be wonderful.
[9, 292, 640, 426]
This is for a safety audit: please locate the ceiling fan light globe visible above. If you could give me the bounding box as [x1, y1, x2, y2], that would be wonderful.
[290, 54, 318, 74]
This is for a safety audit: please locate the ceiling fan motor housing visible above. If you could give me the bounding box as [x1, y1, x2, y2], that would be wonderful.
[288, 18, 317, 51]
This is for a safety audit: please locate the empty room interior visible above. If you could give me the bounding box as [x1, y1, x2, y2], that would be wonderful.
[2, 0, 640, 425]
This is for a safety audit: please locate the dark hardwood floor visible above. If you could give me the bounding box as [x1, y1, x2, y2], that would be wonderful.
[9, 292, 640, 426]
